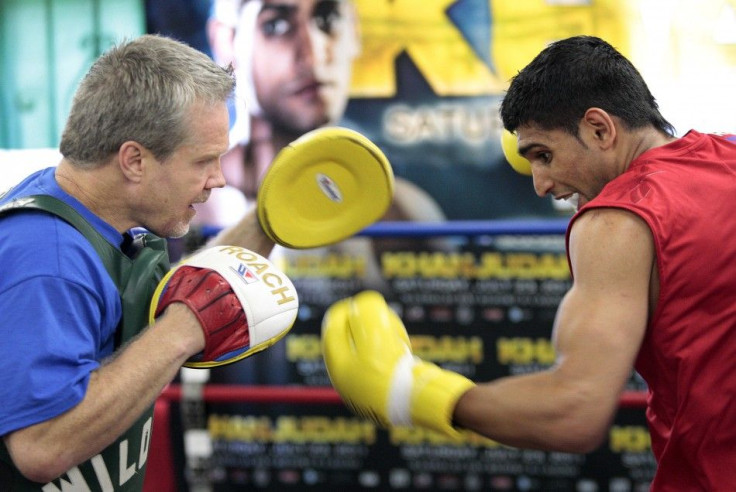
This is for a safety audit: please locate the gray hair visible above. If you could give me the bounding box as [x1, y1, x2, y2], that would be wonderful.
[60, 34, 235, 167]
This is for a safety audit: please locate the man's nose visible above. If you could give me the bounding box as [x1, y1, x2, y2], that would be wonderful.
[208, 163, 227, 189]
[295, 22, 315, 64]
[532, 168, 553, 198]
[296, 23, 330, 67]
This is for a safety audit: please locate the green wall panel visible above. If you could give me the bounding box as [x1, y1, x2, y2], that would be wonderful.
[0, 0, 145, 149]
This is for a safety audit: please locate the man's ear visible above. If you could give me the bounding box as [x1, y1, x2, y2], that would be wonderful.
[118, 141, 146, 183]
[582, 108, 617, 150]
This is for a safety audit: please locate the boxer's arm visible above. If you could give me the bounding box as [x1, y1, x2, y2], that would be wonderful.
[4, 303, 203, 482]
[453, 208, 652, 451]
[206, 206, 275, 258]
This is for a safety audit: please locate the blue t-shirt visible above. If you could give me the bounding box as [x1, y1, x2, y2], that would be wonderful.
[0, 167, 123, 437]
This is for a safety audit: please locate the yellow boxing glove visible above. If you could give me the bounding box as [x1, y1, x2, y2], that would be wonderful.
[322, 290, 475, 438]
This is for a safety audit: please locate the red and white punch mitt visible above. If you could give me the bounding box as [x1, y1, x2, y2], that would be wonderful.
[149, 246, 299, 368]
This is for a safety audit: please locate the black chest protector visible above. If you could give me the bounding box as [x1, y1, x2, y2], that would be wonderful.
[0, 195, 171, 491]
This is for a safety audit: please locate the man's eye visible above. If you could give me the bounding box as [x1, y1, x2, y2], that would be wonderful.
[313, 1, 341, 34]
[262, 18, 291, 37]
[529, 152, 552, 164]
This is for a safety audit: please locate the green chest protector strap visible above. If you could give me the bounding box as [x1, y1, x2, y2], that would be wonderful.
[0, 195, 171, 491]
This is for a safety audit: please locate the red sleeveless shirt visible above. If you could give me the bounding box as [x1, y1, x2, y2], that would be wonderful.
[568, 130, 736, 490]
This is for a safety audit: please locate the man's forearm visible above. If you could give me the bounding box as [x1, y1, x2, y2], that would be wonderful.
[207, 207, 275, 258]
[453, 369, 617, 453]
[4, 305, 203, 482]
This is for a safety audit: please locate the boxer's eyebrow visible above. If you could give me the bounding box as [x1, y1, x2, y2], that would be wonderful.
[259, 4, 296, 18]
[518, 142, 538, 159]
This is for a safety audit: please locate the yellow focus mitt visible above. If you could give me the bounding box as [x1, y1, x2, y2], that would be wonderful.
[501, 129, 532, 176]
[321, 290, 475, 438]
[257, 127, 394, 249]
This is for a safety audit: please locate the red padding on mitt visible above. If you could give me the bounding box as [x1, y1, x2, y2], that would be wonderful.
[155, 265, 250, 362]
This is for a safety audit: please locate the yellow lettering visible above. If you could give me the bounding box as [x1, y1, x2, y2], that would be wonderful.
[496, 338, 556, 365]
[208, 414, 273, 441]
[381, 251, 569, 279]
[273, 416, 376, 444]
[609, 426, 651, 453]
[389, 426, 497, 446]
[246, 261, 269, 275]
[411, 336, 484, 364]
[208, 414, 375, 444]
[217, 245, 243, 256]
[262, 272, 282, 287]
[287, 334, 483, 363]
[286, 335, 322, 361]
[271, 285, 296, 305]
[282, 253, 366, 278]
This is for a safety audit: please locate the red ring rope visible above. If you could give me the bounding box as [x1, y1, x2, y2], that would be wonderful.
[159, 384, 647, 408]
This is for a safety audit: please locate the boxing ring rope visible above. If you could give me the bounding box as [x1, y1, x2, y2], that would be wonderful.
[360, 218, 573, 237]
[199, 217, 574, 240]
[158, 384, 648, 408]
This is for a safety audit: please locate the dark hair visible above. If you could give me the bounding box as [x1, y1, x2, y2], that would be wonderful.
[500, 35, 675, 137]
